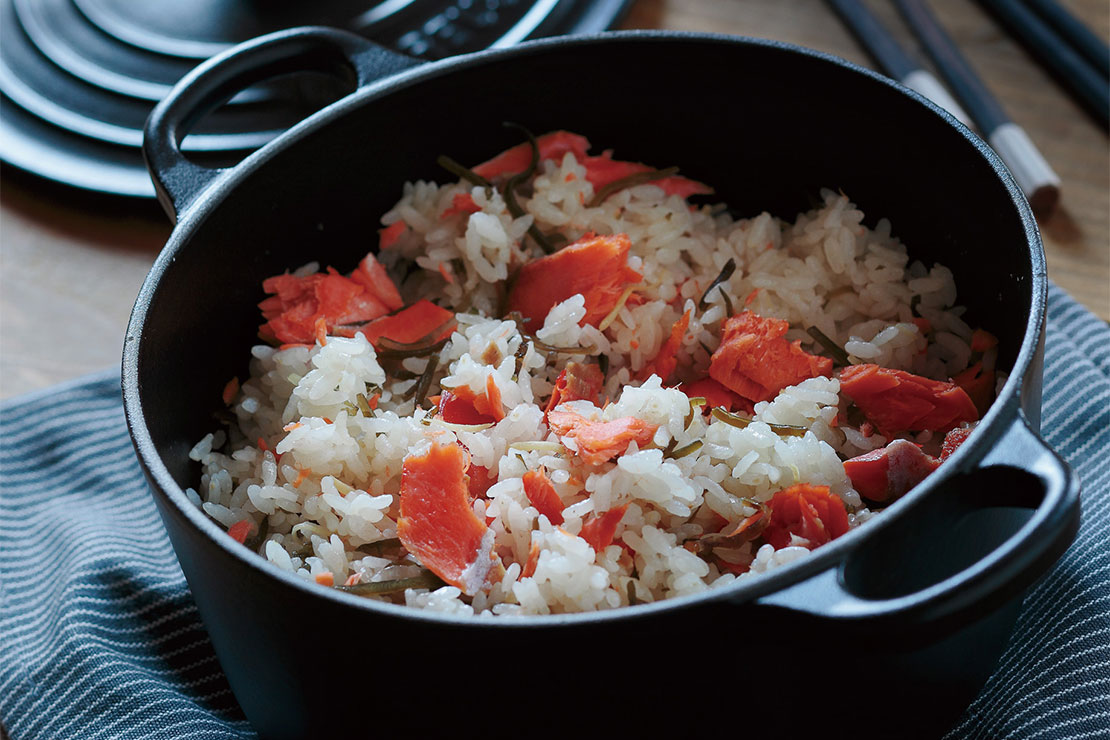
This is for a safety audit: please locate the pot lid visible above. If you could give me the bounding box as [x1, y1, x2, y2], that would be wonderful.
[0, 0, 632, 198]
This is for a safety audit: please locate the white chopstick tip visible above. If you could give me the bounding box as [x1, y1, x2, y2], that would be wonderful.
[902, 70, 975, 128]
[987, 122, 1062, 217]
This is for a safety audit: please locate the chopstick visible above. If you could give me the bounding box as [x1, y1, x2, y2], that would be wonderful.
[1023, 0, 1110, 78]
[975, 0, 1109, 129]
[824, 0, 973, 127]
[893, 0, 1061, 216]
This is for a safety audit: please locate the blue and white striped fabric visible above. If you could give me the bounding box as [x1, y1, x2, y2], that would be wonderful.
[1, 284, 1107, 740]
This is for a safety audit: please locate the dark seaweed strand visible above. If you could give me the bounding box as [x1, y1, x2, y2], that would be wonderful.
[587, 166, 680, 208]
[666, 440, 703, 459]
[806, 326, 851, 366]
[710, 407, 808, 438]
[499, 122, 539, 224]
[719, 287, 734, 316]
[506, 311, 595, 355]
[512, 339, 531, 381]
[356, 393, 373, 416]
[683, 396, 706, 431]
[419, 402, 440, 426]
[534, 342, 595, 355]
[597, 354, 610, 380]
[337, 569, 445, 596]
[436, 155, 493, 194]
[412, 353, 440, 409]
[499, 122, 561, 255]
[698, 258, 737, 311]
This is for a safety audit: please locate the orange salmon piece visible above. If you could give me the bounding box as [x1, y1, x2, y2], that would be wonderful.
[258, 273, 321, 344]
[317, 271, 390, 326]
[522, 468, 565, 525]
[708, 311, 833, 403]
[379, 221, 407, 250]
[441, 192, 481, 219]
[481, 375, 505, 422]
[350, 253, 403, 311]
[970, 329, 998, 353]
[259, 272, 320, 317]
[227, 519, 253, 544]
[221, 377, 240, 406]
[358, 299, 456, 346]
[439, 387, 497, 425]
[579, 504, 629, 552]
[581, 151, 713, 200]
[839, 364, 979, 436]
[467, 464, 495, 500]
[940, 424, 974, 461]
[762, 484, 850, 550]
[471, 130, 591, 180]
[398, 442, 495, 595]
[261, 300, 315, 346]
[952, 362, 994, 416]
[439, 377, 504, 423]
[522, 541, 542, 579]
[258, 253, 404, 345]
[842, 439, 940, 503]
[638, 309, 691, 383]
[545, 361, 605, 419]
[546, 409, 658, 467]
[506, 232, 641, 328]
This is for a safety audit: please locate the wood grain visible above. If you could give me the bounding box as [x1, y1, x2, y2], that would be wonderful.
[0, 181, 169, 398]
[0, 0, 1106, 399]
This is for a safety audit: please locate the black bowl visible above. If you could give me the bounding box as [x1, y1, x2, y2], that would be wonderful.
[124, 28, 1079, 739]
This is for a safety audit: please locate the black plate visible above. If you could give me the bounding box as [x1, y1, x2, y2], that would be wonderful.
[0, 91, 246, 197]
[12, 0, 273, 103]
[72, 0, 389, 59]
[0, 0, 633, 197]
[0, 0, 369, 151]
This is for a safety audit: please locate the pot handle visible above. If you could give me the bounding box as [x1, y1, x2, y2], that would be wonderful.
[143, 27, 422, 223]
[753, 412, 1079, 639]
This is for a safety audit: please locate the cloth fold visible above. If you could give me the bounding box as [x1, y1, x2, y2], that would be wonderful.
[2, 284, 1107, 739]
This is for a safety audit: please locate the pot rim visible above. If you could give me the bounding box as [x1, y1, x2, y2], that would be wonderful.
[122, 29, 1047, 629]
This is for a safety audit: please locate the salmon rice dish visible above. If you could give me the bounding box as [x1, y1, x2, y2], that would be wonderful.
[188, 127, 1002, 616]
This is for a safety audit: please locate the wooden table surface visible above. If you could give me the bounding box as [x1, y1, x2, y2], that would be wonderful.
[1, 0, 1106, 399]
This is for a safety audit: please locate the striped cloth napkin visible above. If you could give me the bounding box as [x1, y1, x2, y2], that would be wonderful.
[1, 284, 1107, 740]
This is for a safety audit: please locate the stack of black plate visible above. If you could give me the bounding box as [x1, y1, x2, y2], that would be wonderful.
[0, 0, 631, 198]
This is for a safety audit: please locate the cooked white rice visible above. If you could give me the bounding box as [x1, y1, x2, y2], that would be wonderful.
[188, 143, 986, 616]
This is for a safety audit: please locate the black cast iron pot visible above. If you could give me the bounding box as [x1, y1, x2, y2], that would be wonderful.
[124, 28, 1080, 740]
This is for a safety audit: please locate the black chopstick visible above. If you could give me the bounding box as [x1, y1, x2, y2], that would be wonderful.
[894, 0, 1061, 216]
[976, 0, 1109, 130]
[824, 0, 973, 126]
[1022, 0, 1109, 79]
